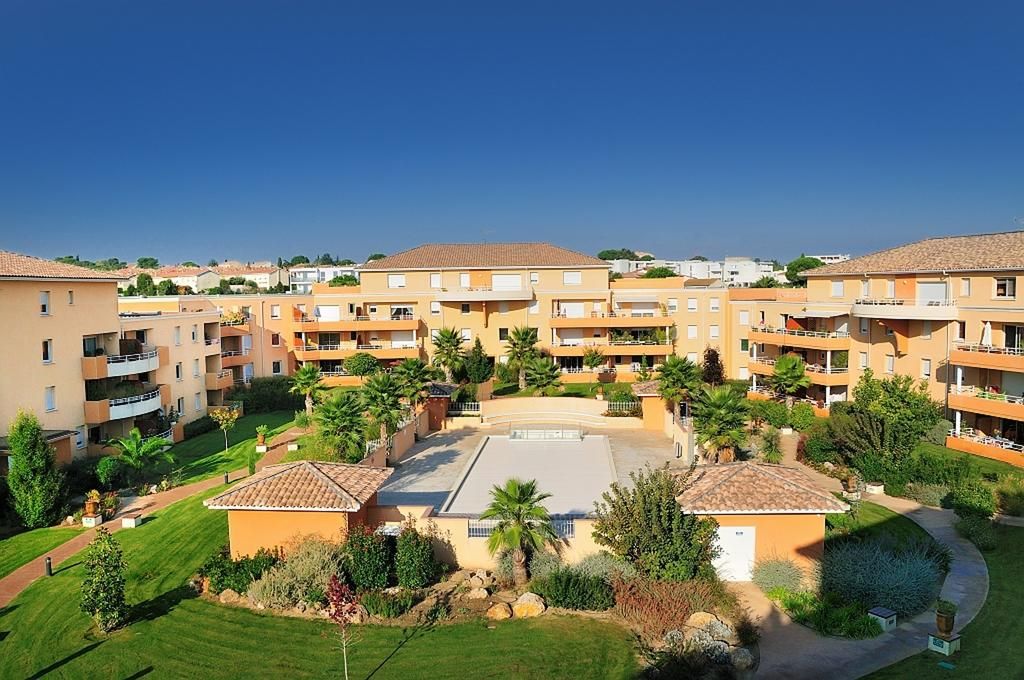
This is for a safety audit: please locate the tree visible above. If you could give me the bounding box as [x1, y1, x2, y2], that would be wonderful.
[597, 248, 638, 260]
[768, 354, 812, 408]
[656, 355, 702, 406]
[701, 347, 725, 386]
[136, 257, 159, 269]
[431, 327, 465, 382]
[338, 258, 356, 266]
[156, 279, 178, 295]
[641, 267, 675, 279]
[315, 391, 366, 463]
[5, 411, 65, 528]
[505, 326, 539, 389]
[181, 261, 199, 267]
[608, 272, 622, 282]
[462, 338, 493, 383]
[592, 465, 718, 581]
[314, 253, 335, 265]
[209, 406, 240, 454]
[636, 355, 652, 381]
[637, 254, 655, 261]
[136, 273, 156, 296]
[692, 386, 749, 463]
[95, 257, 127, 271]
[267, 282, 288, 293]
[80, 528, 128, 632]
[343, 353, 380, 382]
[327, 574, 359, 680]
[480, 478, 557, 586]
[785, 255, 824, 286]
[328, 275, 359, 287]
[207, 258, 219, 267]
[392, 358, 438, 412]
[366, 253, 386, 262]
[289, 364, 326, 416]
[361, 373, 405, 455]
[288, 255, 310, 266]
[104, 428, 173, 482]
[690, 255, 709, 261]
[752, 275, 781, 288]
[525, 357, 561, 391]
[582, 346, 606, 372]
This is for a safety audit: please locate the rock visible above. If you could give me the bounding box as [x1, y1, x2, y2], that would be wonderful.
[730, 647, 755, 670]
[448, 569, 472, 584]
[823, 461, 836, 471]
[511, 592, 546, 618]
[65, 515, 75, 525]
[464, 587, 490, 600]
[662, 629, 685, 647]
[219, 589, 240, 604]
[486, 603, 513, 620]
[685, 611, 722, 630]
[295, 602, 307, 613]
[469, 576, 485, 588]
[344, 604, 369, 624]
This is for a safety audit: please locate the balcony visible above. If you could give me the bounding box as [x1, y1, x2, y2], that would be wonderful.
[549, 312, 674, 329]
[81, 346, 167, 379]
[294, 314, 420, 332]
[433, 286, 534, 302]
[946, 428, 1024, 468]
[203, 337, 221, 354]
[205, 369, 234, 390]
[746, 386, 831, 417]
[948, 386, 1024, 421]
[850, 298, 958, 321]
[748, 357, 849, 386]
[84, 385, 168, 424]
[221, 349, 252, 368]
[548, 340, 673, 356]
[949, 343, 1024, 372]
[293, 340, 423, 361]
[748, 326, 850, 351]
[219, 317, 250, 337]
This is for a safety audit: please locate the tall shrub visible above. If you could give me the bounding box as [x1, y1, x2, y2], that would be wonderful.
[394, 526, 439, 588]
[345, 525, 393, 590]
[80, 528, 128, 632]
[6, 411, 65, 528]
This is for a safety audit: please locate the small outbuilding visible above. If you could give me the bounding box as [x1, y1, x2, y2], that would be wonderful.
[676, 462, 848, 581]
[204, 461, 394, 558]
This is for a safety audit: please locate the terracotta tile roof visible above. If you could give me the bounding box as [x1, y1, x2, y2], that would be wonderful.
[0, 251, 127, 280]
[676, 462, 848, 514]
[204, 461, 393, 511]
[361, 243, 608, 270]
[683, 277, 724, 288]
[804, 230, 1024, 277]
[212, 264, 280, 276]
[152, 266, 214, 277]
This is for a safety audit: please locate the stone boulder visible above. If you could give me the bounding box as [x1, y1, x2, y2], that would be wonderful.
[685, 611, 722, 630]
[511, 592, 546, 618]
[464, 587, 490, 600]
[345, 604, 370, 624]
[218, 588, 241, 604]
[448, 569, 472, 584]
[486, 603, 513, 620]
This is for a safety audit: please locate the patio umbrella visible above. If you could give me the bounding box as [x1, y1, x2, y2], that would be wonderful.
[982, 321, 992, 346]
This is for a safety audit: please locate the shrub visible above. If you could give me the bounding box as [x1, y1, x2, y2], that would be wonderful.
[80, 528, 128, 632]
[293, 410, 312, 430]
[788, 403, 816, 431]
[200, 546, 280, 594]
[902, 482, 950, 508]
[95, 457, 124, 490]
[761, 400, 789, 429]
[6, 411, 66, 529]
[394, 526, 439, 589]
[950, 480, 997, 519]
[910, 449, 976, 487]
[533, 568, 614, 611]
[954, 515, 998, 551]
[798, 425, 840, 465]
[360, 589, 419, 618]
[64, 457, 98, 496]
[248, 536, 345, 608]
[573, 551, 637, 583]
[232, 377, 304, 413]
[923, 419, 955, 446]
[820, 538, 942, 616]
[528, 551, 562, 581]
[344, 525, 393, 590]
[183, 415, 217, 438]
[760, 427, 783, 464]
[613, 578, 721, 642]
[752, 558, 804, 593]
[494, 361, 517, 385]
[995, 475, 1024, 516]
[769, 588, 882, 639]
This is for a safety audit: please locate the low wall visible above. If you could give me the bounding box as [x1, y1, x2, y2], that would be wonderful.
[480, 397, 642, 429]
[359, 412, 426, 467]
[946, 436, 1024, 468]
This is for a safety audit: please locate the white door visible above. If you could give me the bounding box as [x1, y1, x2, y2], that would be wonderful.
[917, 281, 948, 304]
[713, 526, 756, 581]
[560, 302, 585, 318]
[491, 273, 522, 290]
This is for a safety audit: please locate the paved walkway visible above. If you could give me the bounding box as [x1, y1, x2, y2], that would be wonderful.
[739, 434, 990, 679]
[0, 428, 303, 608]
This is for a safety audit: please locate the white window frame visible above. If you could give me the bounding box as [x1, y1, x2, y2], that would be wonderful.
[177, 397, 185, 413]
[994, 277, 1016, 299]
[271, 332, 281, 347]
[687, 298, 697, 312]
[687, 325, 698, 339]
[460, 328, 472, 342]
[709, 298, 720, 312]
[859, 352, 868, 369]
[461, 303, 471, 315]
[44, 386, 56, 412]
[174, 326, 182, 345]
[667, 298, 678, 313]
[859, 280, 869, 297]
[709, 325, 720, 339]
[686, 352, 698, 362]
[272, 360, 283, 375]
[528, 300, 539, 315]
[193, 358, 201, 377]
[739, 310, 750, 326]
[921, 358, 932, 379]
[42, 338, 53, 364]
[270, 304, 281, 319]
[886, 279, 896, 298]
[921, 320, 932, 339]
[175, 362, 183, 381]
[40, 291, 50, 315]
[430, 273, 442, 289]
[387, 273, 407, 289]
[194, 392, 202, 411]
[68, 290, 75, 305]
[860, 317, 869, 335]
[430, 301, 441, 316]
[885, 355, 895, 374]
[562, 271, 582, 286]
[459, 273, 470, 288]
[960, 278, 971, 297]
[530, 272, 539, 284]
[831, 280, 844, 298]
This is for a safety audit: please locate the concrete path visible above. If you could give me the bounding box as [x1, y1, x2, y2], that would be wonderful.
[0, 429, 302, 608]
[740, 441, 990, 679]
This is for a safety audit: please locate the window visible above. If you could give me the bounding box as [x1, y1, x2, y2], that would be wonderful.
[460, 328, 472, 341]
[831, 280, 844, 298]
[431, 328, 441, 341]
[42, 339, 53, 363]
[174, 326, 181, 345]
[528, 300, 539, 315]
[885, 325, 894, 336]
[499, 328, 509, 341]
[387, 274, 406, 289]
[995, 277, 1016, 298]
[921, 358, 932, 379]
[687, 352, 698, 362]
[955, 321, 966, 342]
[461, 303, 471, 315]
[667, 298, 678, 313]
[885, 355, 894, 374]
[860, 317, 869, 335]
[191, 324, 198, 342]
[39, 291, 50, 315]
[921, 320, 932, 339]
[530, 272, 539, 284]
[272, 360, 283, 375]
[859, 352, 868, 369]
[740, 339, 749, 352]
[459, 273, 470, 288]
[271, 333, 281, 347]
[193, 358, 200, 377]
[687, 325, 698, 339]
[177, 397, 185, 413]
[709, 325, 720, 339]
[430, 301, 441, 316]
[367, 305, 377, 316]
[194, 392, 202, 411]
[739, 310, 750, 326]
[44, 386, 56, 412]
[709, 298, 720, 312]
[860, 280, 869, 297]
[75, 426, 86, 449]
[67, 290, 75, 305]
[175, 362, 183, 380]
[738, 367, 749, 380]
[687, 298, 697, 312]
[498, 302, 509, 314]
[885, 279, 895, 298]
[430, 273, 441, 289]
[563, 271, 582, 286]
[960, 278, 971, 296]
[270, 304, 280, 319]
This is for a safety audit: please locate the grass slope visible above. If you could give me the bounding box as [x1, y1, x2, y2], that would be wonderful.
[913, 442, 1020, 478]
[0, 526, 84, 579]
[0, 489, 637, 680]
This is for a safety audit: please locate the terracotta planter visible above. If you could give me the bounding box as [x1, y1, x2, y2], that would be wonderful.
[256, 434, 266, 446]
[936, 611, 955, 636]
[84, 500, 99, 516]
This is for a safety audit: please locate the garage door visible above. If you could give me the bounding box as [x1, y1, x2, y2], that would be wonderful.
[559, 302, 585, 318]
[491, 273, 522, 290]
[713, 526, 755, 581]
[917, 281, 948, 304]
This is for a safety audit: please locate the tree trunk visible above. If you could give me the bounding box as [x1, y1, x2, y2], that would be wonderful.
[518, 366, 527, 391]
[718, 447, 735, 464]
[381, 423, 390, 457]
[305, 394, 314, 416]
[512, 548, 528, 587]
[785, 395, 794, 410]
[223, 429, 229, 453]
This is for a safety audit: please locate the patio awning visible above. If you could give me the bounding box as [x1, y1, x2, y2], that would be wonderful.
[791, 309, 847, 319]
[613, 294, 660, 303]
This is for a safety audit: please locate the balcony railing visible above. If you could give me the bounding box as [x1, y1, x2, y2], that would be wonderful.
[853, 297, 956, 308]
[204, 337, 220, 346]
[141, 428, 174, 445]
[297, 313, 416, 323]
[221, 349, 251, 357]
[551, 311, 670, 319]
[950, 385, 1024, 406]
[751, 325, 849, 339]
[558, 366, 619, 374]
[296, 341, 420, 352]
[949, 428, 1024, 454]
[109, 388, 162, 407]
[953, 343, 1024, 357]
[554, 339, 669, 348]
[220, 317, 249, 326]
[106, 348, 159, 364]
[750, 357, 847, 374]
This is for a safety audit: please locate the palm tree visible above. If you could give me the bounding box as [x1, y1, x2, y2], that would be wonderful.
[692, 385, 750, 463]
[105, 428, 174, 481]
[392, 358, 438, 413]
[431, 327, 465, 382]
[768, 354, 812, 408]
[315, 391, 366, 463]
[656, 355, 703, 411]
[290, 363, 326, 417]
[505, 326, 539, 389]
[480, 478, 558, 586]
[524, 357, 561, 392]
[361, 372, 405, 455]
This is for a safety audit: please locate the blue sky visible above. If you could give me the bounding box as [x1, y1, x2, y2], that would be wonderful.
[1, 1, 1022, 264]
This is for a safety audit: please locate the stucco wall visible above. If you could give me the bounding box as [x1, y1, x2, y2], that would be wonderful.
[227, 508, 353, 559]
[710, 512, 826, 573]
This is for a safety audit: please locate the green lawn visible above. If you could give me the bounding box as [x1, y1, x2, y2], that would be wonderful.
[0, 488, 638, 679]
[153, 411, 295, 484]
[827, 500, 932, 545]
[913, 441, 1021, 478]
[866, 525, 1024, 678]
[0, 526, 84, 579]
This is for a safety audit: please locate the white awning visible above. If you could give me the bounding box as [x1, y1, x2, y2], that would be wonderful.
[791, 309, 847, 319]
[614, 294, 660, 303]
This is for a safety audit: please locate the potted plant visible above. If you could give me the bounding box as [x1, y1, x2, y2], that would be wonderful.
[84, 489, 101, 516]
[936, 599, 957, 636]
[255, 424, 269, 446]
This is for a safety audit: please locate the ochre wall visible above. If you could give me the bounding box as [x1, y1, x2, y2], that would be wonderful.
[227, 509, 352, 559]
[710, 513, 826, 573]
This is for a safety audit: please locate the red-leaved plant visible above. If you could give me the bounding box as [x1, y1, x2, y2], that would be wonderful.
[327, 574, 360, 680]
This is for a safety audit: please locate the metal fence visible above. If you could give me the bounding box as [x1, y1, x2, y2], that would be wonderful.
[605, 400, 640, 413]
[509, 426, 584, 441]
[467, 517, 576, 539]
[448, 401, 481, 415]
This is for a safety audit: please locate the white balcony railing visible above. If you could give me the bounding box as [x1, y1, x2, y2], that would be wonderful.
[297, 313, 416, 323]
[950, 385, 1024, 406]
[953, 343, 1024, 357]
[751, 325, 850, 339]
[949, 428, 1024, 454]
[106, 348, 159, 364]
[108, 387, 162, 407]
[141, 428, 174, 445]
[551, 311, 671, 320]
[221, 349, 251, 357]
[750, 357, 847, 374]
[853, 297, 957, 308]
[204, 337, 220, 346]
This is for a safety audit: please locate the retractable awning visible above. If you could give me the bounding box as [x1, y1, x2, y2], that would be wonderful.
[791, 309, 848, 319]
